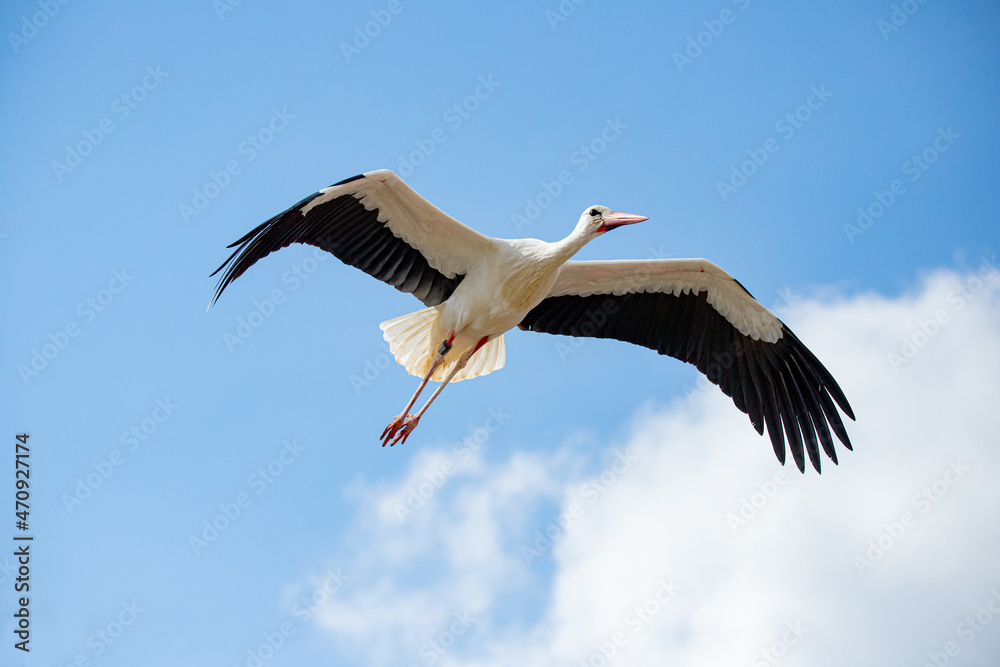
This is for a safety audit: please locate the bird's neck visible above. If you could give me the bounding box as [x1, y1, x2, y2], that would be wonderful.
[549, 225, 594, 263]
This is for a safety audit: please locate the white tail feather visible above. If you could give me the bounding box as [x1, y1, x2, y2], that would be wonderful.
[451, 333, 505, 382]
[379, 307, 506, 383]
[380, 307, 439, 377]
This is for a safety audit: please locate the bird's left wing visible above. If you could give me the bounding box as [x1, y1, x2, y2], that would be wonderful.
[518, 259, 855, 473]
[211, 170, 496, 307]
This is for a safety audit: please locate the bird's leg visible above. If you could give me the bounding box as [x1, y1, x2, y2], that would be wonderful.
[381, 333, 454, 446]
[383, 336, 489, 447]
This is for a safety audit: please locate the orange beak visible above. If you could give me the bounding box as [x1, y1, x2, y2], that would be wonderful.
[600, 211, 648, 231]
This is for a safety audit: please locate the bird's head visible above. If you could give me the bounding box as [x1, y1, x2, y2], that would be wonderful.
[577, 205, 648, 236]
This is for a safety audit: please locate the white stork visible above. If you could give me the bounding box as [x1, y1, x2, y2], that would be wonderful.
[211, 170, 854, 472]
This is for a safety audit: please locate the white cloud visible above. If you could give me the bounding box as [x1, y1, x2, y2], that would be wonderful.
[301, 262, 1000, 667]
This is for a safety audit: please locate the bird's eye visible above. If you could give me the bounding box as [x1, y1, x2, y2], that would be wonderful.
[589, 208, 601, 217]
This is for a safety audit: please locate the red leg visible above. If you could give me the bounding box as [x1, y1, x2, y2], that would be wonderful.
[380, 337, 452, 446]
[383, 336, 490, 446]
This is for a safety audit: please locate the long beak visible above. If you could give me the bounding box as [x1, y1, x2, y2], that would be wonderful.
[602, 211, 649, 230]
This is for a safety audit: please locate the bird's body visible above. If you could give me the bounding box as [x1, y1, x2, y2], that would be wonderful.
[212, 169, 855, 471]
[405, 235, 588, 379]
[438, 239, 562, 351]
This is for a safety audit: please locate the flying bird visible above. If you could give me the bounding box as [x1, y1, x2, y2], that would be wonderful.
[211, 170, 854, 472]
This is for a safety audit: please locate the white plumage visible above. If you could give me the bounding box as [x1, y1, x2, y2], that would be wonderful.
[379, 307, 507, 382]
[549, 259, 784, 343]
[211, 169, 854, 472]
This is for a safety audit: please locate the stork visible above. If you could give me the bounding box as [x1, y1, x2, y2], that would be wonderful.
[211, 170, 854, 472]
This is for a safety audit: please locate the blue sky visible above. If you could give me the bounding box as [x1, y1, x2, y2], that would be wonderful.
[2, 1, 999, 665]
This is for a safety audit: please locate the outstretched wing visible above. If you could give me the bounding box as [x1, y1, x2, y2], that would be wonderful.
[211, 170, 496, 307]
[519, 258, 855, 473]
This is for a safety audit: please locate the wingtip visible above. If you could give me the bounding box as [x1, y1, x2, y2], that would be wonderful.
[206, 285, 224, 312]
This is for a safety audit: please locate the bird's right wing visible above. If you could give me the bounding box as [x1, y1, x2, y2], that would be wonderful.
[211, 170, 496, 307]
[519, 258, 855, 473]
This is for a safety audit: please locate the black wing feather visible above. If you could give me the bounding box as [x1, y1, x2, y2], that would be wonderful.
[519, 289, 854, 473]
[210, 175, 464, 307]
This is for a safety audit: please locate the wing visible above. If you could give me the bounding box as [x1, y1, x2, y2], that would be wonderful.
[519, 259, 855, 473]
[210, 170, 496, 307]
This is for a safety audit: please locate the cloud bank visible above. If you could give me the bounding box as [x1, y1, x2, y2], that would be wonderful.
[294, 261, 1000, 667]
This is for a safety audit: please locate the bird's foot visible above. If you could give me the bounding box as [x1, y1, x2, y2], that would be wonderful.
[380, 414, 420, 447]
